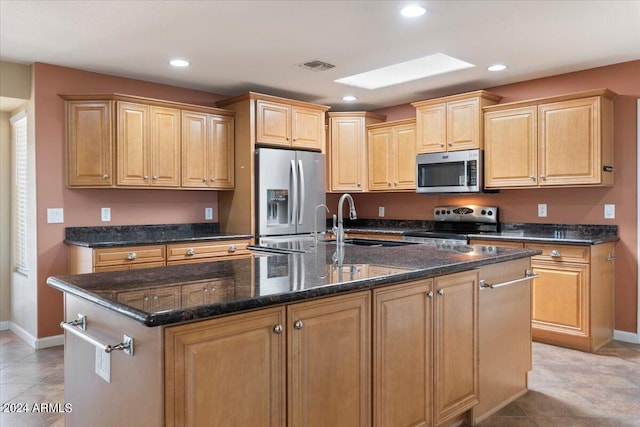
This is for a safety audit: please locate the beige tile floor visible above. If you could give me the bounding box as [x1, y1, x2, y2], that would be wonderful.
[1, 329, 639, 426]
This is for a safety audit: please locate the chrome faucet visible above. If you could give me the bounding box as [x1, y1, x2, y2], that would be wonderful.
[335, 193, 357, 246]
[314, 204, 330, 244]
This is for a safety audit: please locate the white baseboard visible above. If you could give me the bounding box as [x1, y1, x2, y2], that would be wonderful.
[0, 320, 9, 330]
[8, 322, 64, 349]
[614, 329, 640, 344]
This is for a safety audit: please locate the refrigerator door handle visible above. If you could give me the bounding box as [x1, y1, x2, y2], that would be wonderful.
[290, 159, 298, 225]
[298, 159, 305, 225]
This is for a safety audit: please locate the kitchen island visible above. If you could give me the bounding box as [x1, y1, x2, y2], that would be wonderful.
[49, 240, 540, 427]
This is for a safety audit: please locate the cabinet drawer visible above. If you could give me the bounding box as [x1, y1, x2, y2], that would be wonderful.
[166, 240, 250, 261]
[525, 243, 589, 263]
[93, 245, 166, 267]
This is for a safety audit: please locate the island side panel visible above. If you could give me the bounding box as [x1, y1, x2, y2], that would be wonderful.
[63, 294, 164, 427]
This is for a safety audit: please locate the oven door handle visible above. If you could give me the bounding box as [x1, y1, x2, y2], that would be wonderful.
[480, 269, 539, 290]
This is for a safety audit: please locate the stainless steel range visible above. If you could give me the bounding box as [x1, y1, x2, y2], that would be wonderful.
[403, 205, 499, 244]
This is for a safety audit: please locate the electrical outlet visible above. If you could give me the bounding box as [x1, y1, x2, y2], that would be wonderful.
[46, 208, 64, 224]
[95, 346, 110, 383]
[378, 207, 385, 217]
[537, 204, 547, 217]
[205, 207, 213, 220]
[101, 207, 111, 222]
[604, 204, 615, 219]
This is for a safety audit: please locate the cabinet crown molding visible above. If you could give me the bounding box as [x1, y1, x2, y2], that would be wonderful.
[216, 91, 330, 111]
[59, 93, 235, 116]
[328, 111, 386, 120]
[482, 88, 617, 112]
[366, 117, 416, 130]
[411, 90, 502, 108]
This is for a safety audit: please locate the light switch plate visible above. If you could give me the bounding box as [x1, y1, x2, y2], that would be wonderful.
[378, 207, 385, 217]
[205, 207, 213, 220]
[537, 204, 547, 217]
[101, 207, 111, 222]
[604, 204, 615, 219]
[46, 208, 64, 224]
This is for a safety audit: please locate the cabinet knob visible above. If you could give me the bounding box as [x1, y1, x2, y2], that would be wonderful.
[427, 290, 433, 298]
[437, 288, 444, 296]
[185, 248, 195, 256]
[388, 182, 391, 187]
[210, 178, 216, 182]
[294, 320, 304, 329]
[357, 182, 361, 187]
[152, 175, 158, 180]
[202, 178, 207, 183]
[286, 137, 290, 141]
[228, 245, 236, 253]
[448, 142, 453, 146]
[126, 252, 137, 260]
[540, 174, 547, 180]
[394, 181, 398, 186]
[440, 143, 445, 147]
[550, 249, 561, 257]
[530, 175, 536, 181]
[292, 138, 297, 142]
[143, 175, 149, 180]
[144, 296, 149, 302]
[102, 174, 110, 180]
[273, 324, 283, 334]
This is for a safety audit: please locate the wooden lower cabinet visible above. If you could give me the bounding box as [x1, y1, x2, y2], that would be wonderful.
[288, 291, 371, 427]
[116, 286, 181, 312]
[373, 270, 479, 427]
[165, 307, 286, 427]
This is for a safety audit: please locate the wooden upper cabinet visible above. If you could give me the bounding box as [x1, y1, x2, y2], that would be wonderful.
[484, 106, 538, 188]
[181, 111, 235, 190]
[256, 98, 328, 151]
[66, 100, 114, 187]
[367, 119, 416, 191]
[483, 89, 616, 189]
[412, 91, 501, 154]
[328, 112, 386, 192]
[62, 94, 235, 190]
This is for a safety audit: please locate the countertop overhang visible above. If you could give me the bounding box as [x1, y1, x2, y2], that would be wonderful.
[49, 241, 540, 327]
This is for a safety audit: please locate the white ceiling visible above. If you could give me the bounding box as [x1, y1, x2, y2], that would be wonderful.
[1, 0, 639, 111]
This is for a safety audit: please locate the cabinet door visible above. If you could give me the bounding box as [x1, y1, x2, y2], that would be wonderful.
[117, 102, 150, 186]
[416, 103, 446, 153]
[181, 111, 208, 188]
[393, 123, 417, 189]
[447, 98, 480, 151]
[150, 106, 180, 187]
[66, 101, 114, 186]
[257, 100, 291, 147]
[368, 127, 393, 191]
[288, 291, 371, 427]
[484, 106, 538, 188]
[149, 287, 181, 311]
[331, 117, 365, 191]
[208, 115, 235, 189]
[165, 307, 286, 427]
[292, 106, 324, 151]
[531, 260, 590, 340]
[433, 270, 479, 425]
[374, 280, 432, 427]
[117, 289, 149, 311]
[539, 97, 601, 186]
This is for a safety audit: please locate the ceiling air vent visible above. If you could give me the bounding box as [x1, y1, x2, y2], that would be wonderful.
[296, 60, 336, 72]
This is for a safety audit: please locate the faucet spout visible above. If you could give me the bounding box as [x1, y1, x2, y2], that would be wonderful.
[314, 204, 330, 244]
[336, 193, 357, 246]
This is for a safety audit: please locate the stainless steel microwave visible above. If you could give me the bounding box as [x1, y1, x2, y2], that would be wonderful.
[416, 149, 483, 193]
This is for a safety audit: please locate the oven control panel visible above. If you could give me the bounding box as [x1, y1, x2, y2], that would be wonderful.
[433, 205, 498, 223]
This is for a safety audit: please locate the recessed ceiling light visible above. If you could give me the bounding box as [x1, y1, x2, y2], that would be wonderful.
[169, 59, 190, 67]
[335, 53, 475, 90]
[488, 64, 507, 72]
[401, 5, 426, 17]
[342, 95, 357, 102]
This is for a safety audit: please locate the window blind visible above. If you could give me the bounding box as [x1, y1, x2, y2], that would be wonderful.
[11, 111, 28, 275]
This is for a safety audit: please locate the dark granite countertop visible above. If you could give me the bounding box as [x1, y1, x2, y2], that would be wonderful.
[341, 220, 618, 245]
[64, 223, 252, 248]
[48, 240, 539, 327]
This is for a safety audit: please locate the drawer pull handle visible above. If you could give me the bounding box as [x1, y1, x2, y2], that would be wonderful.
[550, 249, 561, 257]
[606, 254, 619, 261]
[126, 252, 137, 260]
[61, 314, 134, 356]
[480, 269, 540, 290]
[228, 245, 236, 253]
[185, 248, 195, 256]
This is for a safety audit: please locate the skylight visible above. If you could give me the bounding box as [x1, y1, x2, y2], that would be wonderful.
[334, 53, 475, 90]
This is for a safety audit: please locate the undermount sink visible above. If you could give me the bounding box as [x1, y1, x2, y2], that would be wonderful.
[328, 238, 417, 248]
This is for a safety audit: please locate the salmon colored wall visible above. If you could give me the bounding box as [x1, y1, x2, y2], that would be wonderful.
[330, 60, 640, 333]
[34, 63, 228, 338]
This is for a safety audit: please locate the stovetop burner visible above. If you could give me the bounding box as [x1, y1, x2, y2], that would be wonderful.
[404, 205, 499, 242]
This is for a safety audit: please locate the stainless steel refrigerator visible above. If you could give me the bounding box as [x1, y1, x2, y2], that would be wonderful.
[256, 148, 326, 238]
